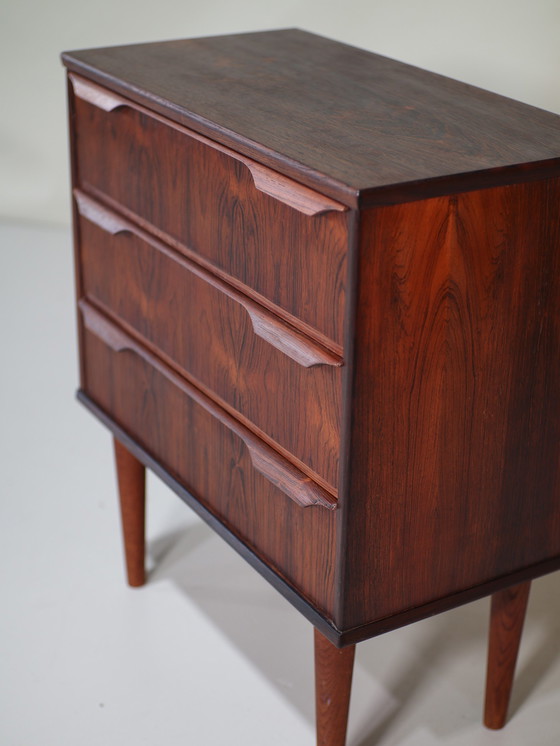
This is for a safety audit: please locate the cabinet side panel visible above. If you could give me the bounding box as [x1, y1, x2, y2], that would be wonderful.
[341, 179, 560, 629]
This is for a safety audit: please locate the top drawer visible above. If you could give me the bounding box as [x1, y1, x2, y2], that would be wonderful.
[70, 75, 349, 346]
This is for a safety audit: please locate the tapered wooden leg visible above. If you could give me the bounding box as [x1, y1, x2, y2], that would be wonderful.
[484, 581, 531, 729]
[314, 628, 355, 746]
[114, 437, 146, 587]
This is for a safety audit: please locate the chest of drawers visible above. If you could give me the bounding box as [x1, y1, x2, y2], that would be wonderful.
[62, 29, 560, 744]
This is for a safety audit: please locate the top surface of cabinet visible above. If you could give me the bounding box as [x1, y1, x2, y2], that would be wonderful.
[62, 28, 560, 207]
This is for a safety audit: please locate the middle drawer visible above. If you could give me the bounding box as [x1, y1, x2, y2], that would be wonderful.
[77, 192, 342, 491]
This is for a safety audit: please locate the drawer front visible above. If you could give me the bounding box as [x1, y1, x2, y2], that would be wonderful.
[81, 305, 337, 612]
[70, 75, 349, 347]
[77, 193, 341, 491]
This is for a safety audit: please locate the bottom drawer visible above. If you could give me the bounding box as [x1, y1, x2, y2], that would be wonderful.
[81, 303, 337, 614]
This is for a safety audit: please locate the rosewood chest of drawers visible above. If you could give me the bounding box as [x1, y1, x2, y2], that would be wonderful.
[62, 29, 560, 744]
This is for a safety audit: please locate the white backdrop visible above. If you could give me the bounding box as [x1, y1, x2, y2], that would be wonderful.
[1, 0, 559, 227]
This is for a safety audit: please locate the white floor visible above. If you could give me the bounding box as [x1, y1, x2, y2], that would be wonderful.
[1, 221, 559, 745]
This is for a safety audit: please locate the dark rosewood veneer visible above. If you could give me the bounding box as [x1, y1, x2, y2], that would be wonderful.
[62, 29, 560, 745]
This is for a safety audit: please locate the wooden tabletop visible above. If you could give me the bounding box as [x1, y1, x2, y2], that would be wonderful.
[62, 29, 560, 206]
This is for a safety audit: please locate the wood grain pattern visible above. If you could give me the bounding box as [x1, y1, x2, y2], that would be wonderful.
[80, 301, 337, 511]
[74, 190, 342, 368]
[80, 315, 337, 612]
[113, 437, 146, 587]
[62, 30, 560, 207]
[90, 393, 560, 646]
[338, 178, 560, 629]
[484, 582, 531, 729]
[70, 85, 349, 345]
[76, 193, 342, 490]
[75, 187, 344, 355]
[81, 391, 346, 641]
[314, 628, 355, 746]
[70, 74, 347, 217]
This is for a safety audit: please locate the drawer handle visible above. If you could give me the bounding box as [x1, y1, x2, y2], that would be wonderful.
[75, 190, 343, 368]
[75, 191, 131, 235]
[70, 75, 126, 112]
[69, 74, 348, 217]
[239, 303, 342, 368]
[80, 301, 338, 511]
